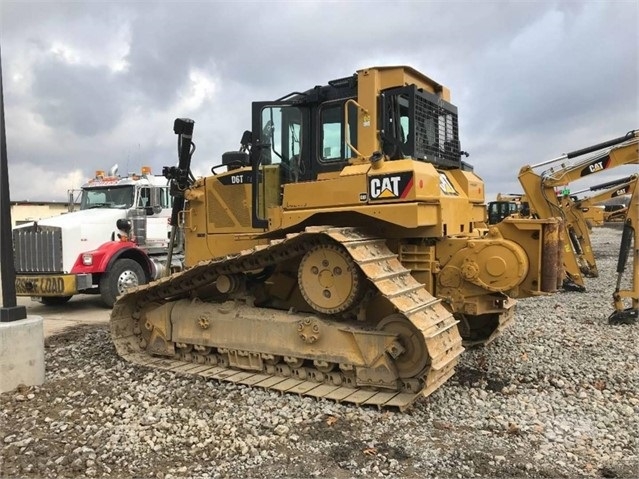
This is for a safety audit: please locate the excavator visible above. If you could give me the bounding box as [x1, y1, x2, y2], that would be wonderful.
[110, 66, 564, 410]
[519, 130, 638, 291]
[490, 176, 635, 277]
[609, 180, 638, 324]
[560, 174, 638, 277]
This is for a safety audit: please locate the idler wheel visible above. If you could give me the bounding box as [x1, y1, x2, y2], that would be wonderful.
[377, 314, 429, 378]
[298, 243, 363, 314]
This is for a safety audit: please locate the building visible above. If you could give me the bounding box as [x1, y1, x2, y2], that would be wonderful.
[10, 200, 77, 228]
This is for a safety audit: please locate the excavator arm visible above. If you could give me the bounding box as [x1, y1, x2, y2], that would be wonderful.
[573, 174, 638, 209]
[560, 174, 638, 277]
[573, 174, 637, 224]
[609, 183, 638, 324]
[518, 130, 638, 289]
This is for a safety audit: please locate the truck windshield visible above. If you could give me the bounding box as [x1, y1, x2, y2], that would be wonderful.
[80, 186, 135, 210]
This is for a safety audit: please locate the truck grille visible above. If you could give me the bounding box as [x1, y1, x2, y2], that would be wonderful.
[13, 226, 64, 273]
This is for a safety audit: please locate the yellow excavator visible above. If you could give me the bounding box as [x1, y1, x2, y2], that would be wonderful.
[560, 174, 638, 277]
[519, 130, 638, 291]
[610, 180, 638, 324]
[110, 66, 564, 410]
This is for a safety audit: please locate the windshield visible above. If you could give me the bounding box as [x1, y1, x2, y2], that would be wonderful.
[80, 186, 135, 210]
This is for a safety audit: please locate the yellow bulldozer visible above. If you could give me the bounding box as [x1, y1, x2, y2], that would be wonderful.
[111, 66, 563, 410]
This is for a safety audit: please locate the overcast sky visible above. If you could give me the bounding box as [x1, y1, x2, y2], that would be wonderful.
[1, 1, 637, 203]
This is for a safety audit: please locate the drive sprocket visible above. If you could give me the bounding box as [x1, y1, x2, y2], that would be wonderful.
[297, 243, 363, 314]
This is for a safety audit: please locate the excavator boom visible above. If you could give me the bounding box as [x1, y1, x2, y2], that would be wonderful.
[519, 131, 639, 289]
[559, 174, 639, 277]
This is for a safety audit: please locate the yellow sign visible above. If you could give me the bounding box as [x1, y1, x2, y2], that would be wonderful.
[15, 275, 78, 296]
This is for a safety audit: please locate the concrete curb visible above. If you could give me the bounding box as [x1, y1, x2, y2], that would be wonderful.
[0, 316, 45, 393]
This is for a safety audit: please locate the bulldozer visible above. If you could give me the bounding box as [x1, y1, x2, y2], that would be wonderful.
[111, 66, 563, 410]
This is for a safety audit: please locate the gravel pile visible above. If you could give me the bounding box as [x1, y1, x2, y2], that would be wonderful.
[1, 226, 637, 478]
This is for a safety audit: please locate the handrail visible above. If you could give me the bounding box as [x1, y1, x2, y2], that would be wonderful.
[344, 99, 368, 159]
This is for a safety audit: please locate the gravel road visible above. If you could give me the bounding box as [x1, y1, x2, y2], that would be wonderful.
[1, 226, 637, 478]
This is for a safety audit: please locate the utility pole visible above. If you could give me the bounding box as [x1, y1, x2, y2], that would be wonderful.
[0, 44, 26, 322]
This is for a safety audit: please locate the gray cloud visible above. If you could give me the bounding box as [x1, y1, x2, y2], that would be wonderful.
[0, 1, 637, 202]
[31, 58, 125, 136]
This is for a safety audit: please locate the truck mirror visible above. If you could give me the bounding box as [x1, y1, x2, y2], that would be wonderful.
[149, 187, 162, 215]
[146, 205, 162, 215]
[67, 190, 75, 212]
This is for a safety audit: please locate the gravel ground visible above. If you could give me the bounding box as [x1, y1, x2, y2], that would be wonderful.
[1, 226, 637, 479]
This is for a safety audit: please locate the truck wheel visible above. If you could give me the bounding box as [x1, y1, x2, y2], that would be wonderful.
[99, 259, 147, 308]
[40, 296, 73, 306]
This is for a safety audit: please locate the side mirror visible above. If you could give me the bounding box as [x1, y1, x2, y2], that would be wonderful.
[147, 187, 163, 215]
[146, 205, 161, 215]
[240, 130, 252, 147]
[67, 190, 75, 212]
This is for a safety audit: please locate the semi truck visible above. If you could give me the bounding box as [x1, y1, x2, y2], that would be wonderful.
[12, 165, 184, 307]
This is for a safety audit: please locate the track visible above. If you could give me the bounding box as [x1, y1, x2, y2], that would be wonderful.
[111, 226, 464, 411]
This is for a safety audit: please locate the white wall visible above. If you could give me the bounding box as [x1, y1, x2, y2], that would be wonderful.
[10, 203, 73, 228]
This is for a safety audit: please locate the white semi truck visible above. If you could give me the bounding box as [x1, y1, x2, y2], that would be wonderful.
[12, 165, 184, 307]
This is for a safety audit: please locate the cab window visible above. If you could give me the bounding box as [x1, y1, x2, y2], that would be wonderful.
[260, 106, 302, 172]
[320, 101, 358, 162]
[160, 187, 171, 208]
[137, 187, 150, 207]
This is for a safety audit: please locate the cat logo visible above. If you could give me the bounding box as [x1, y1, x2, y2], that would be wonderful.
[613, 188, 627, 197]
[580, 156, 611, 177]
[369, 172, 413, 200]
[439, 173, 458, 195]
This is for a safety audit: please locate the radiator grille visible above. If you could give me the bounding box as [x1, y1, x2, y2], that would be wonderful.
[13, 226, 63, 273]
[207, 183, 251, 229]
[207, 190, 235, 228]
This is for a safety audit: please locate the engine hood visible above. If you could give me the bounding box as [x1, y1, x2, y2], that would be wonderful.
[13, 209, 128, 273]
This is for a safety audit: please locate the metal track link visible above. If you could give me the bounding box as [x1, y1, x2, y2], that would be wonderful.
[111, 226, 464, 411]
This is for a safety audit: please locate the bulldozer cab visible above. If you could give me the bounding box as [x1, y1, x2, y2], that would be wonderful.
[250, 102, 305, 227]
[249, 79, 361, 227]
[249, 67, 463, 229]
